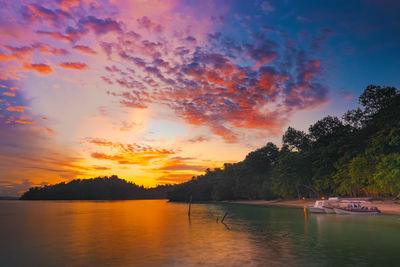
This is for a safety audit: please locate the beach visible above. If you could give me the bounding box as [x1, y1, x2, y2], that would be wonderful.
[231, 199, 400, 215]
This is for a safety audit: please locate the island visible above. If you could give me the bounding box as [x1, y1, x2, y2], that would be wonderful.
[20, 176, 172, 200]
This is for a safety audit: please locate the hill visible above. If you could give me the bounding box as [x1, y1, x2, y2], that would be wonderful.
[167, 85, 400, 201]
[20, 176, 172, 200]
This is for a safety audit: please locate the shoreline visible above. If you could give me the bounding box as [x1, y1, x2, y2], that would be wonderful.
[228, 199, 400, 215]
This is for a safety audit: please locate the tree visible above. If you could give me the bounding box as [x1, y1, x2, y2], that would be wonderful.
[343, 108, 365, 130]
[272, 151, 313, 198]
[308, 116, 346, 144]
[359, 85, 398, 115]
[373, 153, 400, 197]
[282, 127, 311, 151]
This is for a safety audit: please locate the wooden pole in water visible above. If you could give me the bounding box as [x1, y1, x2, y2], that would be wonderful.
[188, 195, 192, 217]
[221, 211, 228, 223]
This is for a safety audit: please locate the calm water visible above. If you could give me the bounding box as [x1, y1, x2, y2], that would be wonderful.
[1, 200, 400, 266]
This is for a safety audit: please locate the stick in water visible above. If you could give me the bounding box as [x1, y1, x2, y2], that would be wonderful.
[188, 195, 192, 217]
[221, 211, 228, 223]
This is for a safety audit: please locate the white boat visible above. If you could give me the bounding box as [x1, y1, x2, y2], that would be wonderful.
[307, 200, 335, 213]
[334, 202, 381, 215]
[323, 197, 339, 213]
[307, 200, 326, 213]
[323, 206, 336, 214]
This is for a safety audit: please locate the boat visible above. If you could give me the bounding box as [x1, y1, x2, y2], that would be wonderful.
[322, 197, 339, 213]
[306, 198, 339, 213]
[306, 200, 326, 213]
[334, 202, 381, 215]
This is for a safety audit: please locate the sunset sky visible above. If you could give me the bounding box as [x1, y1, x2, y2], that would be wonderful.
[1, 0, 399, 196]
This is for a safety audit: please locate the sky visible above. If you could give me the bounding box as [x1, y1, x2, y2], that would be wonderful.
[0, 0, 399, 196]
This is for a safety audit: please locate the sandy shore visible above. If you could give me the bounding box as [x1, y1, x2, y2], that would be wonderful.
[229, 199, 400, 215]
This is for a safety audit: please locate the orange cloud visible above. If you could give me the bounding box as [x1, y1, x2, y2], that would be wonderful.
[6, 106, 31, 112]
[3, 92, 15, 96]
[86, 138, 175, 166]
[156, 173, 194, 184]
[91, 150, 172, 165]
[15, 120, 35, 124]
[59, 62, 88, 70]
[0, 53, 15, 62]
[84, 138, 174, 154]
[92, 166, 111, 171]
[24, 63, 52, 74]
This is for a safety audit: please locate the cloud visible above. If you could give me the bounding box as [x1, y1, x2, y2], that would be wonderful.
[73, 45, 97, 54]
[36, 27, 87, 42]
[155, 173, 194, 184]
[188, 136, 209, 143]
[22, 4, 70, 25]
[15, 120, 35, 125]
[137, 16, 163, 32]
[3, 45, 34, 58]
[24, 63, 52, 74]
[90, 151, 171, 165]
[103, 35, 329, 142]
[261, 1, 275, 13]
[158, 163, 207, 172]
[85, 138, 175, 165]
[59, 0, 81, 11]
[59, 62, 88, 70]
[85, 137, 174, 154]
[3, 92, 15, 97]
[6, 106, 31, 112]
[80, 16, 122, 35]
[0, 179, 35, 196]
[92, 166, 111, 171]
[311, 28, 333, 50]
[32, 43, 69, 55]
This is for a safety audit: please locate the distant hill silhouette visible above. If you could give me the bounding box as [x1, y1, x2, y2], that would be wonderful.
[0, 196, 19, 200]
[20, 176, 172, 200]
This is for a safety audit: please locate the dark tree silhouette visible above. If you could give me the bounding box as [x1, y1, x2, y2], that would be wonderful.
[20, 175, 172, 200]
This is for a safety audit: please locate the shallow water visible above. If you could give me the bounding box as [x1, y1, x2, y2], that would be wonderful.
[1, 200, 400, 266]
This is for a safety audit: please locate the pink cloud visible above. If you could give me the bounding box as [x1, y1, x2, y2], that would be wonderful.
[73, 45, 97, 54]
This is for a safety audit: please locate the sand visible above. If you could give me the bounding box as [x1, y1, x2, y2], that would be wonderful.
[229, 199, 400, 215]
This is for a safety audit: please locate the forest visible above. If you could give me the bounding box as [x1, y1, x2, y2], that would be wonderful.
[167, 85, 400, 201]
[20, 176, 172, 200]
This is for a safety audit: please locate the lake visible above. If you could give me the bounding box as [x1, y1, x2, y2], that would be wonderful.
[1, 200, 400, 266]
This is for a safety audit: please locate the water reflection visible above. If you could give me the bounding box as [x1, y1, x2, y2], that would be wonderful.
[1, 200, 400, 266]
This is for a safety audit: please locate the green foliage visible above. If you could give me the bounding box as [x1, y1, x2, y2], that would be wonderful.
[272, 151, 313, 198]
[373, 154, 400, 196]
[20, 175, 172, 200]
[167, 85, 400, 201]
